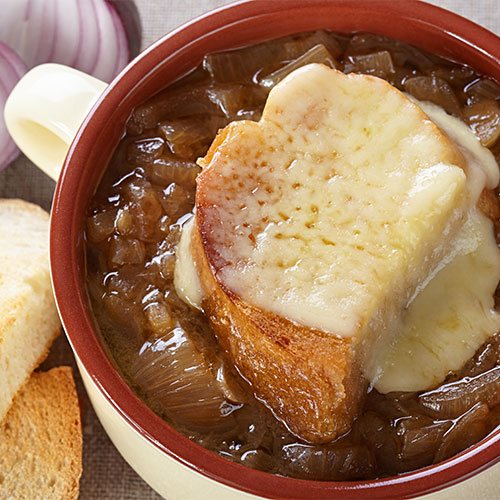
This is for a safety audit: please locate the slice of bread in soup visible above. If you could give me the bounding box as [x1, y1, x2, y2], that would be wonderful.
[192, 63, 497, 443]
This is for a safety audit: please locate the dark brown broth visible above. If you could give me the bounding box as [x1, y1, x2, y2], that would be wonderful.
[85, 31, 500, 480]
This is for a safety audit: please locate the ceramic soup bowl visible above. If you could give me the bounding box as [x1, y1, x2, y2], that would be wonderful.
[5, 1, 500, 498]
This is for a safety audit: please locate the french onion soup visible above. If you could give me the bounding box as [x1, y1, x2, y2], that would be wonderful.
[85, 31, 500, 480]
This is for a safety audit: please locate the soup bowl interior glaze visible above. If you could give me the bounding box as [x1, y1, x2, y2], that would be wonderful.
[49, 1, 500, 498]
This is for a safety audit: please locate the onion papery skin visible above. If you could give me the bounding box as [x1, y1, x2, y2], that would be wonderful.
[0, 0, 131, 83]
[0, 42, 27, 171]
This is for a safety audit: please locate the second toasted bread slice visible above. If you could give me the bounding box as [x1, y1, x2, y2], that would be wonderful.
[0, 367, 82, 500]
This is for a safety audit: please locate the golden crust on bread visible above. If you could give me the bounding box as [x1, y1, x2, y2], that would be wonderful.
[0, 367, 82, 500]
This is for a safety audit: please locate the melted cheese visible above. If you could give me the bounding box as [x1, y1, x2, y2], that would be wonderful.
[199, 64, 468, 338]
[174, 216, 203, 311]
[409, 97, 499, 198]
[368, 98, 500, 392]
[372, 208, 500, 392]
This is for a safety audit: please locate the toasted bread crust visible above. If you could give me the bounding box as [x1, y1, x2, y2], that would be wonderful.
[193, 224, 366, 442]
[0, 367, 82, 500]
[0, 328, 61, 427]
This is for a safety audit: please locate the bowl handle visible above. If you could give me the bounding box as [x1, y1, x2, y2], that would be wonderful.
[4, 63, 107, 182]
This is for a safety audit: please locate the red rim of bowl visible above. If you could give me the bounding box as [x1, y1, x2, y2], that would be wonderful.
[50, 1, 500, 498]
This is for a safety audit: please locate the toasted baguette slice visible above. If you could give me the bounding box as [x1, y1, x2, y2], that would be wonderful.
[0, 367, 83, 500]
[192, 227, 366, 441]
[193, 64, 473, 443]
[0, 199, 61, 423]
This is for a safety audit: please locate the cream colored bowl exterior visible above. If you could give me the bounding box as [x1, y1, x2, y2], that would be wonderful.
[76, 357, 260, 500]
